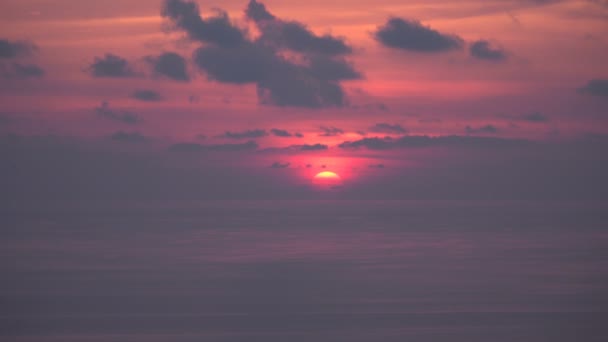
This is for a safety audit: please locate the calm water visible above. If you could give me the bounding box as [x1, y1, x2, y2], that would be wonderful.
[1, 201, 607, 341]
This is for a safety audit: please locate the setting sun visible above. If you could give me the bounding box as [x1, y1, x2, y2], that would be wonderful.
[312, 171, 343, 188]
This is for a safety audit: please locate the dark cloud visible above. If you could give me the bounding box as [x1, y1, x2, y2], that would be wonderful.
[470, 40, 507, 61]
[578, 79, 608, 97]
[465, 124, 499, 134]
[220, 129, 268, 139]
[87, 54, 136, 78]
[164, 0, 360, 108]
[299, 143, 328, 151]
[94, 101, 141, 124]
[270, 161, 290, 168]
[246, 1, 351, 56]
[521, 112, 549, 122]
[338, 136, 393, 150]
[131, 89, 162, 102]
[169, 140, 258, 152]
[339, 135, 531, 150]
[146, 52, 190, 82]
[369, 163, 385, 168]
[1, 63, 45, 79]
[161, 0, 246, 47]
[368, 123, 407, 134]
[193, 42, 276, 84]
[109, 131, 148, 143]
[0, 39, 35, 59]
[307, 56, 361, 81]
[374, 17, 463, 52]
[271, 130, 303, 138]
[245, 0, 275, 22]
[319, 126, 344, 136]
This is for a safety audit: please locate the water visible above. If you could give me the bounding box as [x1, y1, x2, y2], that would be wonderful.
[1, 201, 607, 341]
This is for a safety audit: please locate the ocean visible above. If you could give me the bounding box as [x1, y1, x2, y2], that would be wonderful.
[2, 200, 607, 341]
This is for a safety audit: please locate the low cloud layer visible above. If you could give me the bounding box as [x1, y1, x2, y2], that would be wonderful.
[270, 128, 303, 137]
[339, 135, 530, 150]
[110, 131, 148, 143]
[220, 129, 268, 139]
[465, 124, 499, 134]
[374, 17, 463, 52]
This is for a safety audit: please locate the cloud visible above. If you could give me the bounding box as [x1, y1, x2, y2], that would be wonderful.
[369, 163, 385, 168]
[374, 17, 463, 52]
[1, 63, 45, 79]
[132, 89, 162, 102]
[270, 128, 303, 137]
[109, 131, 148, 143]
[94, 101, 141, 124]
[161, 0, 246, 47]
[470, 40, 507, 61]
[578, 79, 608, 97]
[169, 140, 258, 152]
[146, 52, 190, 82]
[299, 143, 328, 151]
[368, 123, 407, 134]
[521, 112, 549, 122]
[339, 135, 531, 150]
[87, 54, 136, 78]
[246, 1, 351, 56]
[220, 129, 268, 139]
[270, 161, 290, 168]
[465, 124, 499, 134]
[0, 39, 35, 59]
[319, 126, 344, 136]
[163, 0, 361, 108]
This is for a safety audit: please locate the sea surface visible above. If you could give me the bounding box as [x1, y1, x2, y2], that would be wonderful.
[1, 200, 607, 341]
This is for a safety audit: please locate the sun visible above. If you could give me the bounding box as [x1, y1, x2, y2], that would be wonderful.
[312, 171, 343, 188]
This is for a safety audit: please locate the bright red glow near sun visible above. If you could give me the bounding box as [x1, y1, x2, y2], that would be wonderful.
[312, 171, 343, 188]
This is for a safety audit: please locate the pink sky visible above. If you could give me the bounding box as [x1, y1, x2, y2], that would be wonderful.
[1, 0, 607, 197]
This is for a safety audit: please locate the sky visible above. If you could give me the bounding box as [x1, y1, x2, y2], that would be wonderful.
[1, 0, 608, 201]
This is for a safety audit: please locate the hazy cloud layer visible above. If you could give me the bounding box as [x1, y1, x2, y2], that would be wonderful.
[470, 40, 507, 61]
[146, 52, 190, 82]
[220, 129, 268, 139]
[87, 54, 136, 78]
[374, 17, 464, 52]
[95, 101, 141, 124]
[110, 131, 148, 143]
[368, 123, 407, 134]
[465, 124, 499, 134]
[169, 140, 258, 152]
